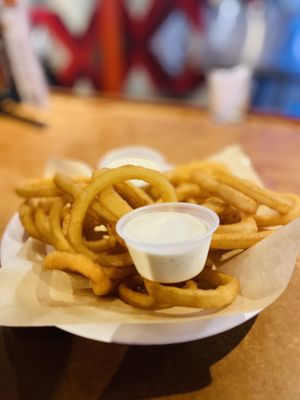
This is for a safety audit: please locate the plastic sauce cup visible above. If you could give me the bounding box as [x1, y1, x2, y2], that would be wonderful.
[116, 203, 219, 283]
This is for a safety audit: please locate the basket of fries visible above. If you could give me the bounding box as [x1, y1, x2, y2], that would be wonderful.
[0, 146, 300, 343]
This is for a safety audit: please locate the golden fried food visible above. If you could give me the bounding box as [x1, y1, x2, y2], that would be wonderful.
[216, 216, 257, 234]
[254, 193, 300, 227]
[119, 276, 170, 310]
[83, 226, 117, 252]
[54, 173, 117, 222]
[103, 265, 136, 280]
[176, 183, 208, 202]
[165, 161, 230, 185]
[114, 181, 153, 208]
[16, 179, 61, 198]
[214, 170, 293, 214]
[97, 250, 133, 267]
[192, 171, 258, 214]
[202, 197, 227, 215]
[98, 186, 133, 218]
[44, 251, 115, 296]
[34, 204, 53, 244]
[144, 268, 240, 309]
[67, 165, 176, 259]
[211, 230, 273, 250]
[16, 158, 300, 312]
[19, 201, 45, 242]
[49, 198, 74, 252]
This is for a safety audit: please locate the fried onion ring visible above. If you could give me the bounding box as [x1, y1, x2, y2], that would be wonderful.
[114, 181, 154, 208]
[83, 233, 116, 252]
[49, 198, 74, 252]
[144, 268, 239, 309]
[214, 170, 293, 214]
[216, 216, 257, 234]
[98, 186, 133, 218]
[192, 171, 258, 214]
[19, 201, 45, 241]
[254, 194, 300, 227]
[44, 251, 114, 295]
[176, 183, 208, 202]
[16, 179, 61, 198]
[68, 165, 177, 259]
[119, 276, 170, 310]
[103, 265, 136, 280]
[211, 230, 273, 250]
[165, 161, 230, 185]
[54, 173, 117, 222]
[34, 205, 53, 244]
[201, 197, 227, 215]
[97, 250, 133, 267]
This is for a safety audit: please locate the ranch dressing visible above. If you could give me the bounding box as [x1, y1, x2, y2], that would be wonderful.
[117, 204, 219, 283]
[123, 212, 207, 244]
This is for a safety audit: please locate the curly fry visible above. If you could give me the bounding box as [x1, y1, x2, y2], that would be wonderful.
[44, 251, 114, 295]
[68, 165, 176, 259]
[119, 276, 170, 310]
[144, 268, 239, 309]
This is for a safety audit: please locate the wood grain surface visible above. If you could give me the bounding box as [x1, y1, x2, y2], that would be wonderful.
[0, 93, 300, 400]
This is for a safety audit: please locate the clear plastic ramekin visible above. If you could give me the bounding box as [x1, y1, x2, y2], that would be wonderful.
[116, 203, 219, 283]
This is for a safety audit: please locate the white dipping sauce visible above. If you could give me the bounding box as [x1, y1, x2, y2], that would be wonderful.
[121, 211, 212, 283]
[123, 212, 207, 244]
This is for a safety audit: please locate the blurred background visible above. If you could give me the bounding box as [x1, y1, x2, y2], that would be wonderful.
[2, 0, 300, 117]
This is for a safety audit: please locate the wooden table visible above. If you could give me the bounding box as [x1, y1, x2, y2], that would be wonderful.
[0, 93, 300, 400]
